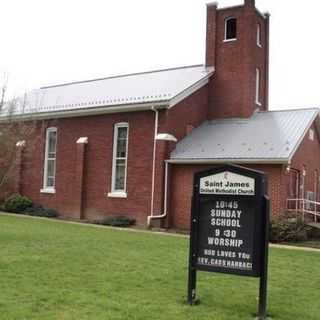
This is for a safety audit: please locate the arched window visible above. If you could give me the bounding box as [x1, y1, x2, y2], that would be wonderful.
[255, 68, 261, 106]
[257, 23, 262, 47]
[224, 17, 237, 41]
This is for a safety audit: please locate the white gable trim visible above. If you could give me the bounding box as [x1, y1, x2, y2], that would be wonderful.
[287, 110, 320, 162]
[168, 68, 215, 109]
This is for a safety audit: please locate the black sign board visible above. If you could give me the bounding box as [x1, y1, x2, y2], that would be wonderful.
[188, 164, 270, 319]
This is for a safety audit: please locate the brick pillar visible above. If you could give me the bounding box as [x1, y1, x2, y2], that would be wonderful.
[205, 2, 217, 67]
[74, 137, 88, 220]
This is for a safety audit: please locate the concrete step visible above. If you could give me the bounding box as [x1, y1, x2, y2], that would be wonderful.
[307, 223, 320, 229]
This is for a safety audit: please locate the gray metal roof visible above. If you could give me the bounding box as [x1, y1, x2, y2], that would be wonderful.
[170, 108, 320, 163]
[1, 65, 214, 119]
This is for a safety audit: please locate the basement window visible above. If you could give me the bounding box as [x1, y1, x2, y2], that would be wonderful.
[41, 127, 57, 193]
[109, 123, 129, 197]
[224, 17, 237, 41]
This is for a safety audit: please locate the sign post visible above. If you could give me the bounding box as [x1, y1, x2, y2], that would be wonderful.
[187, 164, 270, 319]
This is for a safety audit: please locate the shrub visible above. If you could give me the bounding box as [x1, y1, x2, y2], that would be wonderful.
[23, 205, 58, 218]
[270, 216, 312, 243]
[3, 194, 33, 213]
[99, 216, 136, 227]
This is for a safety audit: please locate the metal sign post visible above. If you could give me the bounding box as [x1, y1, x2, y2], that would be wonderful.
[187, 164, 270, 319]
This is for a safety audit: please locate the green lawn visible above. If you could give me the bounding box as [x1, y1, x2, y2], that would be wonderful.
[1, 214, 320, 320]
[283, 240, 320, 250]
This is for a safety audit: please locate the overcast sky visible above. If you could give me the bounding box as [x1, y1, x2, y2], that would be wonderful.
[0, 0, 319, 110]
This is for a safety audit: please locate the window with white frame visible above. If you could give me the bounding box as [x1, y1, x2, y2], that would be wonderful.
[257, 23, 262, 47]
[111, 123, 129, 194]
[309, 129, 315, 141]
[224, 17, 237, 41]
[43, 127, 57, 191]
[255, 68, 261, 106]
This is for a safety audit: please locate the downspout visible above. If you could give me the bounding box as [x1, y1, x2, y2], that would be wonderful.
[149, 107, 159, 224]
[148, 161, 169, 226]
[148, 107, 170, 226]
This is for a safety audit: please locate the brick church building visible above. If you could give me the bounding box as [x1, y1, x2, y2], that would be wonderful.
[1, 0, 320, 229]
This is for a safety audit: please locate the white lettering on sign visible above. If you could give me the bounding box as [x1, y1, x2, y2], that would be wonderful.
[199, 171, 255, 195]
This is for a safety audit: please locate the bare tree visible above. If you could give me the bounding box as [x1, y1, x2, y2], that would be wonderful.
[0, 77, 42, 197]
[0, 73, 8, 111]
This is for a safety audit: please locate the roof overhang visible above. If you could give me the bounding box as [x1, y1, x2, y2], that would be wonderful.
[0, 101, 168, 122]
[0, 67, 214, 122]
[167, 158, 289, 165]
[168, 67, 214, 108]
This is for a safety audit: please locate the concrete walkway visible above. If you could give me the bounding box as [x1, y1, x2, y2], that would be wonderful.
[1, 211, 320, 253]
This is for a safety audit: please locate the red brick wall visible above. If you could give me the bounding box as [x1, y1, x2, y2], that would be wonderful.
[19, 111, 154, 224]
[7, 84, 209, 225]
[290, 123, 320, 200]
[159, 84, 209, 143]
[169, 163, 282, 230]
[206, 3, 269, 119]
[152, 85, 210, 217]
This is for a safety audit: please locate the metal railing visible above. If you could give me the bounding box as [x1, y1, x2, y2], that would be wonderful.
[287, 198, 320, 222]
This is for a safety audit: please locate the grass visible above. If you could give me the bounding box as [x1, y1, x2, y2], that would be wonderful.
[0, 214, 320, 320]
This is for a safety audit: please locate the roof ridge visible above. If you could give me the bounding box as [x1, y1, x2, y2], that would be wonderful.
[40, 64, 204, 90]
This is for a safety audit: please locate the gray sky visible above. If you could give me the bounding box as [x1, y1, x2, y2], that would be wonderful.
[0, 0, 319, 110]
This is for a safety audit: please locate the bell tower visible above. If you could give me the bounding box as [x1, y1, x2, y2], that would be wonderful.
[206, 0, 270, 119]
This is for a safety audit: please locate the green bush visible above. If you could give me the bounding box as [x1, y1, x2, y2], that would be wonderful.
[270, 216, 312, 243]
[23, 205, 58, 218]
[3, 194, 33, 213]
[99, 216, 136, 227]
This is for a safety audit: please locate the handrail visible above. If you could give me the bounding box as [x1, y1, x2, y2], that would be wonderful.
[287, 198, 320, 222]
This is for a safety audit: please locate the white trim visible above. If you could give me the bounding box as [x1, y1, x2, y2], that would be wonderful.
[288, 111, 320, 162]
[255, 68, 262, 106]
[168, 69, 214, 109]
[40, 188, 56, 194]
[257, 23, 262, 47]
[156, 133, 178, 142]
[107, 191, 127, 198]
[42, 127, 58, 191]
[224, 17, 237, 41]
[110, 122, 129, 194]
[167, 158, 289, 165]
[150, 109, 159, 220]
[147, 161, 169, 225]
[0, 102, 167, 122]
[76, 137, 88, 144]
[16, 140, 26, 147]
[309, 129, 315, 141]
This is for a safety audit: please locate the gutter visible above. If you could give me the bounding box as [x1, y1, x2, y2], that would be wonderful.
[167, 158, 290, 165]
[0, 101, 168, 122]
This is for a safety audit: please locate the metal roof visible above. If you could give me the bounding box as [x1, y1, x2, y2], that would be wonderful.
[1, 65, 214, 120]
[170, 108, 320, 164]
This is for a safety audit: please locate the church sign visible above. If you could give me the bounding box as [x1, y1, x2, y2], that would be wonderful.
[188, 164, 270, 319]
